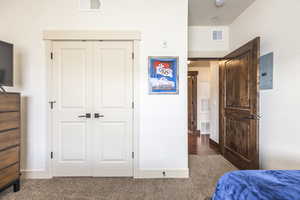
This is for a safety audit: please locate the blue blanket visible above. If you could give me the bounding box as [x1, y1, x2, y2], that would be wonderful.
[212, 170, 300, 200]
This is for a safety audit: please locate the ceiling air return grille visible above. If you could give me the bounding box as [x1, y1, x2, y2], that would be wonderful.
[80, 0, 101, 10]
[212, 30, 223, 41]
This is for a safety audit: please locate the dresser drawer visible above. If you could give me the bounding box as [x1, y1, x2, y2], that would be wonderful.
[0, 147, 19, 170]
[0, 94, 20, 112]
[0, 164, 19, 189]
[0, 112, 20, 132]
[0, 129, 20, 151]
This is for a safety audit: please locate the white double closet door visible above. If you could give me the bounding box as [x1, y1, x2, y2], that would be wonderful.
[51, 41, 133, 177]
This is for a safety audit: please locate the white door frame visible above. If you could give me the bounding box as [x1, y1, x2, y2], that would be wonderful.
[44, 30, 141, 178]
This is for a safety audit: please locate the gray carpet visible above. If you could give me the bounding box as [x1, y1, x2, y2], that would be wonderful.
[0, 155, 237, 200]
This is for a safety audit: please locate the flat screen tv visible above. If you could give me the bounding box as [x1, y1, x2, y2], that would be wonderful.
[0, 41, 13, 87]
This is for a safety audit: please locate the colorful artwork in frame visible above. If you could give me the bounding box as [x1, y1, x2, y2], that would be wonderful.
[148, 57, 179, 94]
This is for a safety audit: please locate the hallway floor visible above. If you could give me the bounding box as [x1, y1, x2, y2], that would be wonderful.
[188, 134, 220, 156]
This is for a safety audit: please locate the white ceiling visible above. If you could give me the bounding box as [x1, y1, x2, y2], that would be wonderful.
[189, 0, 256, 26]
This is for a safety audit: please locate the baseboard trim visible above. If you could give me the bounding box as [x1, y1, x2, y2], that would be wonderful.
[135, 168, 189, 179]
[21, 168, 189, 179]
[21, 169, 51, 179]
[209, 139, 220, 152]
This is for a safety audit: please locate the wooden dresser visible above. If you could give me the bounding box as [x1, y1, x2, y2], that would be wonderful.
[0, 93, 21, 193]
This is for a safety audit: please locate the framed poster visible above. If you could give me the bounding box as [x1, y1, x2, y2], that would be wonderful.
[148, 56, 179, 94]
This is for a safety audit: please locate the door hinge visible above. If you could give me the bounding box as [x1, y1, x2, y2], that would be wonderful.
[50, 52, 53, 60]
[50, 152, 53, 159]
[49, 101, 56, 109]
[131, 52, 134, 60]
[132, 102, 134, 109]
[132, 152, 134, 159]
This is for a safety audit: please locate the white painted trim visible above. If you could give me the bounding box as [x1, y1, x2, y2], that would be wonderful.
[45, 40, 53, 179]
[135, 168, 189, 179]
[43, 30, 141, 41]
[133, 40, 140, 178]
[45, 30, 140, 179]
[188, 51, 226, 58]
[21, 169, 51, 179]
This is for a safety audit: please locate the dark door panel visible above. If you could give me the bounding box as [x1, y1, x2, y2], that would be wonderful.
[220, 37, 260, 169]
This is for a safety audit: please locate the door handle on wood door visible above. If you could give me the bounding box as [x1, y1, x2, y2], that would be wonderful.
[241, 114, 261, 120]
[78, 113, 91, 118]
[94, 113, 104, 118]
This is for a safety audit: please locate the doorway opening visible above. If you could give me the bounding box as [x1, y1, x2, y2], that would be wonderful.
[188, 58, 220, 156]
[188, 37, 260, 170]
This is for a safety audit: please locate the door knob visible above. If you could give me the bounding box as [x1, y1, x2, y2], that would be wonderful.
[78, 113, 91, 118]
[94, 113, 104, 118]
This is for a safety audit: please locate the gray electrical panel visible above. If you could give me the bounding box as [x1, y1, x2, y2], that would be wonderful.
[260, 52, 274, 90]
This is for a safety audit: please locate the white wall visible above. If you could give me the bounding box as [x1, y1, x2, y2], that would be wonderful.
[230, 0, 300, 169]
[189, 66, 210, 133]
[0, 0, 188, 175]
[188, 26, 229, 58]
[209, 61, 219, 143]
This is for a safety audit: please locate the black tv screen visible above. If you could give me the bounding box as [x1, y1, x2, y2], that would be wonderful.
[0, 41, 13, 86]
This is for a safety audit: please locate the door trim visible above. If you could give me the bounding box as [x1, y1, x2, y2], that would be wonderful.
[188, 71, 199, 132]
[44, 30, 141, 178]
[43, 30, 141, 41]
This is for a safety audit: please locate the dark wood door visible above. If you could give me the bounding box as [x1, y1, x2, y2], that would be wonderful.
[188, 71, 198, 131]
[219, 38, 260, 169]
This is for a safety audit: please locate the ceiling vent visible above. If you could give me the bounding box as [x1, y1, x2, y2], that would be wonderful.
[212, 30, 223, 41]
[80, 0, 101, 10]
